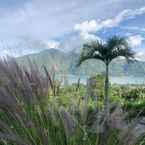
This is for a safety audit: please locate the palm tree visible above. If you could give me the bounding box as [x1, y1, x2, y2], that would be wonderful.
[77, 36, 135, 124]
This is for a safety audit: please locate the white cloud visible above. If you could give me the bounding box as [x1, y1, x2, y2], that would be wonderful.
[135, 52, 145, 61]
[0, 0, 145, 56]
[74, 20, 103, 42]
[80, 32, 103, 43]
[74, 6, 145, 46]
[47, 40, 60, 49]
[74, 20, 101, 33]
[74, 6, 145, 33]
[127, 35, 144, 47]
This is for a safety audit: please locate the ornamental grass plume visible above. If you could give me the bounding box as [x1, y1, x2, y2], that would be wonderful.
[0, 58, 144, 145]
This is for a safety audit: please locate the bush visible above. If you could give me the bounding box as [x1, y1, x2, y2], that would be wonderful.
[123, 101, 145, 119]
[122, 87, 145, 101]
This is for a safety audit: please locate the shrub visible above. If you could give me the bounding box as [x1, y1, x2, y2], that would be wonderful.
[122, 87, 145, 101]
[123, 101, 145, 118]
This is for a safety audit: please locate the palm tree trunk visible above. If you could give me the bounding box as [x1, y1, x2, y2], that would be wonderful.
[104, 63, 110, 124]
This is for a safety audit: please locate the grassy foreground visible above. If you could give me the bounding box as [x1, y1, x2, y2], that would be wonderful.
[0, 58, 144, 145]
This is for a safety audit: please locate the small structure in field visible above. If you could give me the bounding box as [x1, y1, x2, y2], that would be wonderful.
[86, 74, 105, 98]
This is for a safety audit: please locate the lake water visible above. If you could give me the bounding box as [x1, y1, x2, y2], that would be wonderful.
[110, 76, 145, 85]
[57, 74, 145, 85]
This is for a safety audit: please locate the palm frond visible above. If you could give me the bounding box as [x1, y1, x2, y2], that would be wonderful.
[107, 37, 135, 62]
[110, 47, 135, 62]
[107, 36, 128, 51]
[77, 35, 136, 66]
[77, 41, 104, 66]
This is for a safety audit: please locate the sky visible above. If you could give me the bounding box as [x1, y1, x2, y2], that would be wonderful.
[0, 0, 145, 60]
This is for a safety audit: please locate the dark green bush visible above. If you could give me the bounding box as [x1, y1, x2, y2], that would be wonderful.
[122, 87, 145, 101]
[123, 101, 145, 118]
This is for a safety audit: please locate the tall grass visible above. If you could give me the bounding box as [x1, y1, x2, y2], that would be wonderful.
[0, 58, 144, 145]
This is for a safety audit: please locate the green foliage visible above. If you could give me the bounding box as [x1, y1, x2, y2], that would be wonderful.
[123, 100, 145, 118]
[0, 58, 144, 145]
[135, 134, 145, 145]
[95, 74, 105, 98]
[109, 85, 145, 119]
[105, 129, 120, 145]
[122, 87, 145, 101]
[111, 85, 122, 98]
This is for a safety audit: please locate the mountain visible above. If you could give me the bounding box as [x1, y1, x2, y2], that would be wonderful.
[17, 49, 145, 77]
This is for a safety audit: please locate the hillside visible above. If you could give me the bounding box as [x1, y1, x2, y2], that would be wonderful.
[17, 49, 145, 77]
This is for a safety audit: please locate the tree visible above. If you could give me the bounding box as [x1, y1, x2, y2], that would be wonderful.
[77, 36, 135, 124]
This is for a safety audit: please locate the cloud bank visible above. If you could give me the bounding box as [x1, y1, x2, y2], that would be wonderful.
[0, 0, 145, 59]
[74, 6, 145, 42]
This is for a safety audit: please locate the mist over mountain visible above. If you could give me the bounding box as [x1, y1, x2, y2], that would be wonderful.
[17, 48, 145, 77]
